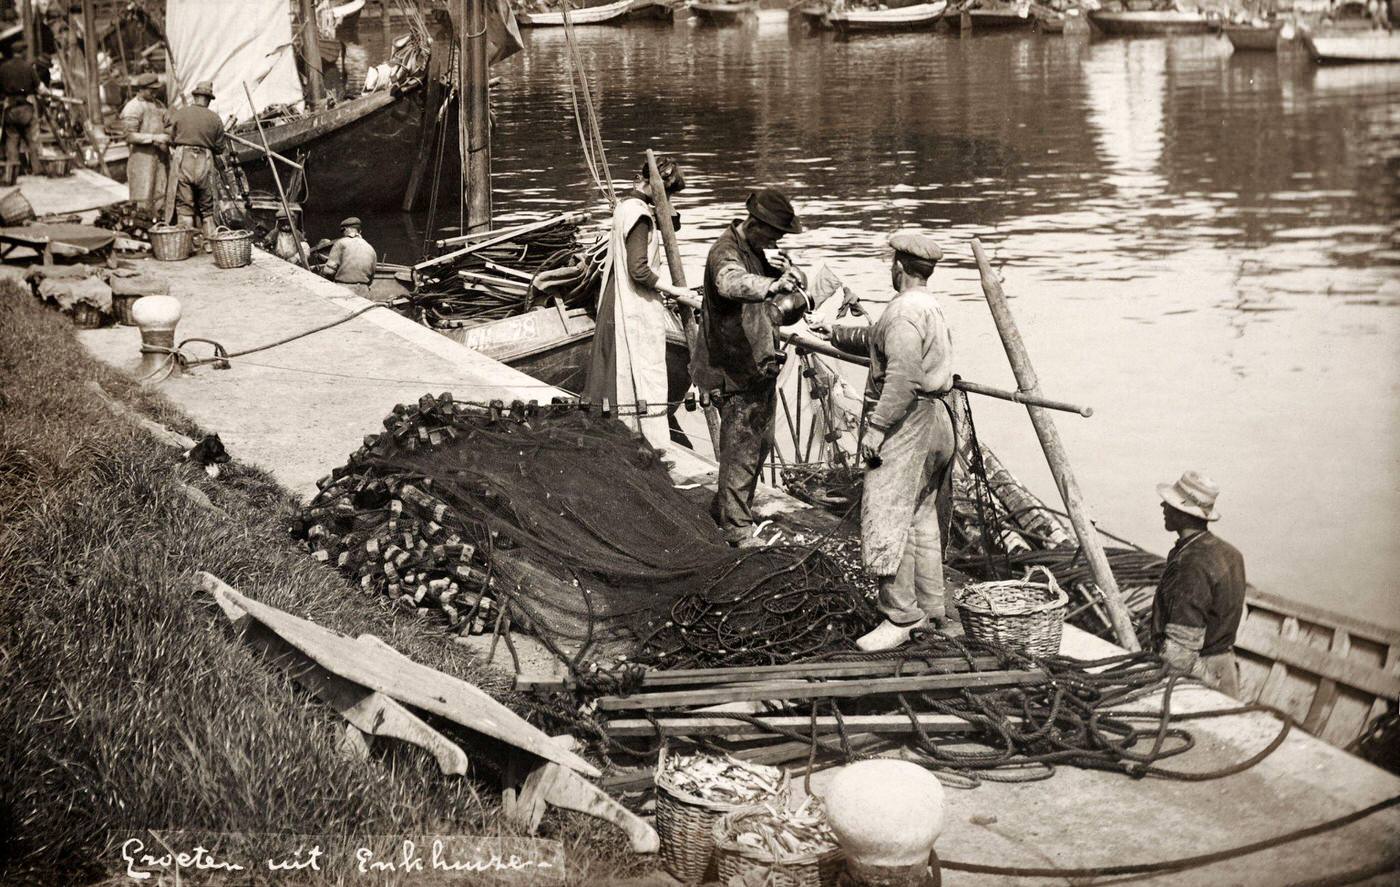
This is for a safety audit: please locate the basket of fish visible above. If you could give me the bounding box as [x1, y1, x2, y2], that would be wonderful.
[712, 796, 843, 887]
[655, 745, 790, 885]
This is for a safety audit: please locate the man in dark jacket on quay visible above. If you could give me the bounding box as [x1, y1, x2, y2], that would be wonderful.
[698, 189, 806, 547]
[1152, 470, 1247, 697]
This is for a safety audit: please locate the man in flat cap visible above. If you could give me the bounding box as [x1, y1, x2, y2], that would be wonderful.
[821, 231, 958, 651]
[119, 72, 169, 215]
[166, 80, 226, 246]
[320, 216, 377, 296]
[699, 188, 807, 547]
[586, 153, 693, 450]
[0, 39, 46, 183]
[1152, 470, 1246, 696]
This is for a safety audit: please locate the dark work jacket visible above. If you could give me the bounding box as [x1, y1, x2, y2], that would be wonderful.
[1151, 530, 1247, 656]
[699, 220, 781, 393]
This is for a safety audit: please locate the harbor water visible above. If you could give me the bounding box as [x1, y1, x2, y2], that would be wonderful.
[331, 14, 1400, 631]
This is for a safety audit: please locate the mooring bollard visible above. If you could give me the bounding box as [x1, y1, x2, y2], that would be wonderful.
[130, 295, 183, 380]
[825, 759, 945, 886]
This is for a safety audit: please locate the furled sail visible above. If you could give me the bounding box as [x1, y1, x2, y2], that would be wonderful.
[165, 0, 306, 121]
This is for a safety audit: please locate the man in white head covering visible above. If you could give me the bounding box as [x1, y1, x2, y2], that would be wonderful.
[1152, 470, 1246, 696]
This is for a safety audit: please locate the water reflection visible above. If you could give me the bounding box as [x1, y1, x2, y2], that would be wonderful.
[315, 18, 1399, 628]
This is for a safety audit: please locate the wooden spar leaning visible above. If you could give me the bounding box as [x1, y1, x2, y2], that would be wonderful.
[298, 0, 325, 108]
[225, 133, 305, 170]
[415, 212, 590, 272]
[244, 82, 311, 272]
[970, 237, 1140, 651]
[645, 148, 722, 453]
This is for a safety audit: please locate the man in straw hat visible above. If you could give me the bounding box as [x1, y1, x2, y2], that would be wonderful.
[698, 188, 807, 548]
[0, 39, 46, 183]
[319, 217, 377, 296]
[166, 80, 226, 246]
[819, 231, 960, 652]
[119, 72, 169, 215]
[1152, 470, 1246, 696]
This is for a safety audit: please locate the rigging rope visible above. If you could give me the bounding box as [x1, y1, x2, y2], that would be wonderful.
[559, 0, 617, 206]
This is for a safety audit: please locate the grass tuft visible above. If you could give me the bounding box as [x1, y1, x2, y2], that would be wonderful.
[0, 294, 648, 884]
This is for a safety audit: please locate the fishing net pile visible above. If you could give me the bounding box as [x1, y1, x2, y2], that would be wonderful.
[402, 216, 609, 327]
[295, 394, 879, 674]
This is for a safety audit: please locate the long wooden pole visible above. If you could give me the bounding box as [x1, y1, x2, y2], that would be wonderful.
[298, 0, 325, 108]
[462, 0, 491, 233]
[645, 149, 722, 454]
[970, 238, 1139, 651]
[244, 82, 311, 272]
[80, 0, 100, 125]
[20, 0, 36, 63]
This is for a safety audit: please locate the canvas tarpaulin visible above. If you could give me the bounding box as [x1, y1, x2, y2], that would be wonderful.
[165, 0, 305, 121]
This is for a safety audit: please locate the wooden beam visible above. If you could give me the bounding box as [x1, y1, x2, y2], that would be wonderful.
[298, 0, 324, 107]
[1237, 620, 1400, 701]
[594, 669, 1045, 710]
[971, 238, 1139, 651]
[514, 656, 1002, 692]
[600, 713, 995, 737]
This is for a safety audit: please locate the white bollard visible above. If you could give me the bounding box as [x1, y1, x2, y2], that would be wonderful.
[824, 759, 945, 886]
[130, 295, 183, 380]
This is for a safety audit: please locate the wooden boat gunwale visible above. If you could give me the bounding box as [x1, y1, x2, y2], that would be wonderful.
[961, 4, 1036, 28]
[826, 0, 949, 32]
[1223, 21, 1283, 50]
[689, 0, 762, 21]
[516, 0, 637, 27]
[1086, 8, 1215, 35]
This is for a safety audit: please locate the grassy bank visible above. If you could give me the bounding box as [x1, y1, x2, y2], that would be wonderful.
[0, 289, 644, 884]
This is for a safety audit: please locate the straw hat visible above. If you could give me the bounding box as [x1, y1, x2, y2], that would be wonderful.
[191, 80, 215, 99]
[1157, 470, 1221, 521]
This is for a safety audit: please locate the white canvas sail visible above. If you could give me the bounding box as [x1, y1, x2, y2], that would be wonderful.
[165, 0, 306, 121]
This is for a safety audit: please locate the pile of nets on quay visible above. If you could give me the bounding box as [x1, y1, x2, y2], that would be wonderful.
[294, 394, 882, 677]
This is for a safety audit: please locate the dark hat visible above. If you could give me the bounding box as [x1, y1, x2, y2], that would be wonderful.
[339, 216, 362, 228]
[191, 80, 215, 99]
[130, 72, 159, 89]
[275, 207, 292, 220]
[888, 230, 943, 262]
[641, 154, 685, 194]
[745, 189, 802, 235]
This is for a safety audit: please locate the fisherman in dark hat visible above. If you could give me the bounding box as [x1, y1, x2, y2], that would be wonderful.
[167, 80, 226, 246]
[319, 216, 377, 296]
[1152, 470, 1246, 696]
[0, 39, 46, 182]
[698, 188, 806, 547]
[119, 72, 169, 214]
[269, 207, 311, 267]
[585, 153, 693, 450]
[817, 231, 958, 651]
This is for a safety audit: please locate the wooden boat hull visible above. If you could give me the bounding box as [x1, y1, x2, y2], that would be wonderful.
[1224, 23, 1282, 50]
[796, 3, 830, 25]
[1301, 29, 1400, 63]
[238, 85, 436, 213]
[517, 0, 635, 26]
[624, 0, 679, 19]
[1087, 10, 1213, 35]
[828, 1, 948, 32]
[961, 7, 1035, 28]
[690, 0, 760, 23]
[1035, 13, 1067, 32]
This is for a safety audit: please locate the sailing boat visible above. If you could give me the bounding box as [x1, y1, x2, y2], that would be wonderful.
[106, 0, 520, 212]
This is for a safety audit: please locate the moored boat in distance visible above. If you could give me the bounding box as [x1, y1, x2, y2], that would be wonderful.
[1224, 21, 1284, 51]
[958, 1, 1036, 29]
[689, 0, 761, 23]
[1300, 26, 1400, 62]
[1086, 7, 1216, 35]
[624, 0, 682, 20]
[826, 0, 949, 33]
[794, 0, 831, 26]
[516, 0, 635, 26]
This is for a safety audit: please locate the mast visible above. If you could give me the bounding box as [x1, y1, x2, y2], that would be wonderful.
[80, 0, 101, 126]
[298, 0, 325, 109]
[19, 0, 36, 63]
[459, 0, 491, 233]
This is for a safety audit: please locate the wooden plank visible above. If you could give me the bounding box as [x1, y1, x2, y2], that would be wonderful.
[198, 572, 600, 777]
[514, 656, 1002, 692]
[1365, 644, 1400, 734]
[1242, 588, 1400, 647]
[1302, 629, 1349, 735]
[1256, 615, 1299, 709]
[595, 669, 1043, 711]
[1238, 619, 1400, 702]
[213, 594, 471, 777]
[600, 713, 995, 737]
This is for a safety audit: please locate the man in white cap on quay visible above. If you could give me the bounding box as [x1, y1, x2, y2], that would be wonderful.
[819, 230, 960, 652]
[1152, 470, 1247, 697]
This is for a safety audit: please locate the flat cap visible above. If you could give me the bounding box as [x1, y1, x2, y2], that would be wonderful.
[339, 216, 362, 228]
[888, 230, 942, 262]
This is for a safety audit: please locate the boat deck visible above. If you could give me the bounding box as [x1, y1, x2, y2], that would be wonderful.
[25, 172, 1400, 884]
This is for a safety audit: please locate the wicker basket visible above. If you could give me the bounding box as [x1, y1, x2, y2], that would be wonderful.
[150, 225, 196, 262]
[40, 154, 72, 177]
[209, 226, 253, 269]
[69, 303, 106, 329]
[0, 187, 34, 224]
[954, 566, 1068, 657]
[655, 746, 790, 885]
[713, 806, 844, 887]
